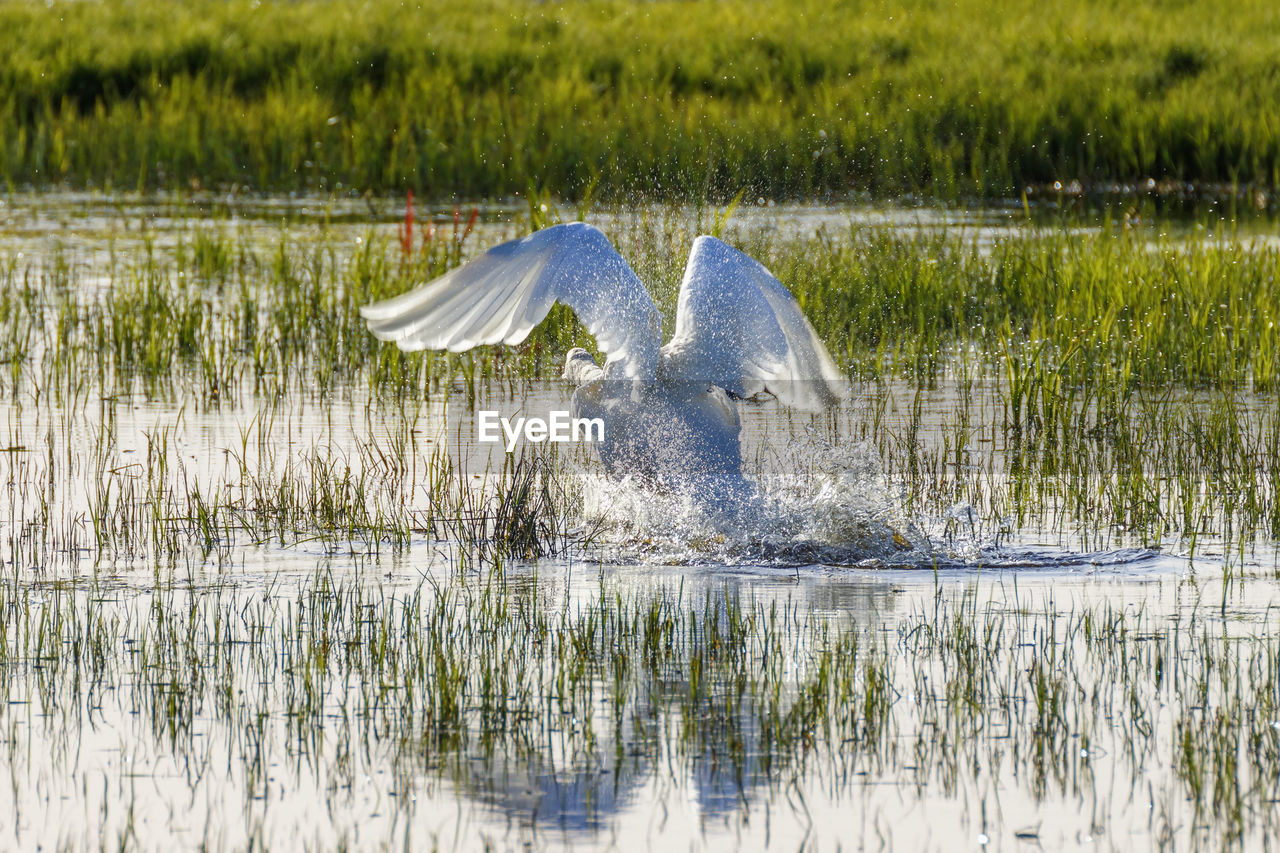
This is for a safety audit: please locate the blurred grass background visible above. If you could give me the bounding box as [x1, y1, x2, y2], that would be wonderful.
[3, 0, 1279, 199]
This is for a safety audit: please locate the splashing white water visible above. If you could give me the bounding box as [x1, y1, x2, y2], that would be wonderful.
[570, 439, 932, 567]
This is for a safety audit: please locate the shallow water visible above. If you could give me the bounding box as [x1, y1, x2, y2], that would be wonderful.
[2, 196, 1280, 851]
[6, 188, 1271, 273]
[4, 375, 1273, 850]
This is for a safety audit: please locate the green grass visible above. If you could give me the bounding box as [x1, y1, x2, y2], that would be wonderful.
[3, 569, 1278, 848]
[0, 213, 1278, 577]
[5, 217, 1279, 401]
[5, 211, 1280, 559]
[3, 0, 1280, 198]
[762, 224, 1280, 390]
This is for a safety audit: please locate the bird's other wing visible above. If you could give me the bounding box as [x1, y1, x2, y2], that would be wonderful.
[662, 235, 844, 410]
[360, 223, 663, 381]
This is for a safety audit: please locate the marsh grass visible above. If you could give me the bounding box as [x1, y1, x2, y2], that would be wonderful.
[6, 217, 1280, 402]
[4, 0, 1280, 199]
[3, 213, 1280, 566]
[867, 378, 1280, 559]
[2, 569, 1278, 848]
[83, 410, 578, 566]
[4, 203, 1280, 847]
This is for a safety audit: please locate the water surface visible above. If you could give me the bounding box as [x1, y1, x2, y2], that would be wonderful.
[1, 195, 1278, 851]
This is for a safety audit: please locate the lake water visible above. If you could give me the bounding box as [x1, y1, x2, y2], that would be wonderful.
[1, 193, 1278, 850]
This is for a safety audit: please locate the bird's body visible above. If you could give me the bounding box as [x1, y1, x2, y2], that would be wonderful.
[361, 223, 842, 500]
[567, 365, 747, 496]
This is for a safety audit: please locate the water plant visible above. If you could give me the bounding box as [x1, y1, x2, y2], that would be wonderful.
[1, 567, 1277, 849]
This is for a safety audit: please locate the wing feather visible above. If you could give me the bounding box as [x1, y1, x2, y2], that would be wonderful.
[662, 236, 843, 410]
[361, 223, 662, 380]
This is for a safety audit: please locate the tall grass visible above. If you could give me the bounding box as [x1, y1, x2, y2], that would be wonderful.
[3, 0, 1280, 198]
[4, 218, 1277, 405]
[764, 225, 1280, 390]
[3, 200, 1280, 848]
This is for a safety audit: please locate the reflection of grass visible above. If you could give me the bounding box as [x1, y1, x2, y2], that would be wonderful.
[3, 0, 1280, 197]
[3, 571, 1277, 847]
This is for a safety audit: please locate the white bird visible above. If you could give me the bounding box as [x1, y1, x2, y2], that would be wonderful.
[361, 223, 843, 498]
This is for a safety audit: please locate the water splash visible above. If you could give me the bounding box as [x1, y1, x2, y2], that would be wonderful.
[572, 439, 931, 567]
[568, 435, 1168, 574]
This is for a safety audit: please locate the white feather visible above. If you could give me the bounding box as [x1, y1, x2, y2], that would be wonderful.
[361, 223, 663, 381]
[661, 236, 844, 410]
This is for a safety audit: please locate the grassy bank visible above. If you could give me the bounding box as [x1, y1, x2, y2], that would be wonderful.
[3, 0, 1280, 198]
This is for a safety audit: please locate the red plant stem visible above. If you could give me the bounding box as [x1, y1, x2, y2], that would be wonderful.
[400, 189, 415, 255]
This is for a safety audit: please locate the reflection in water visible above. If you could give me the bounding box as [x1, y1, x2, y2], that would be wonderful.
[1, 194, 1275, 848]
[0, 377, 1267, 851]
[399, 577, 905, 845]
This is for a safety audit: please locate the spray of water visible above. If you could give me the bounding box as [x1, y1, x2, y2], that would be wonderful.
[572, 438, 932, 567]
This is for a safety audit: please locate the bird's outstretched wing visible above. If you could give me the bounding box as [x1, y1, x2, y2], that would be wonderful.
[361, 223, 662, 381]
[662, 236, 844, 410]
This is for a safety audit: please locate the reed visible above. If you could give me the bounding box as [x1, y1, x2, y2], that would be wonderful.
[4, 211, 1280, 566]
[1, 198, 1279, 847]
[5, 216, 1279, 405]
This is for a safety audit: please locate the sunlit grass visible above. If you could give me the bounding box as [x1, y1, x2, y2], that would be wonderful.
[3, 0, 1280, 198]
[0, 196, 1278, 848]
[5, 216, 1279, 404]
[3, 212, 1280, 563]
